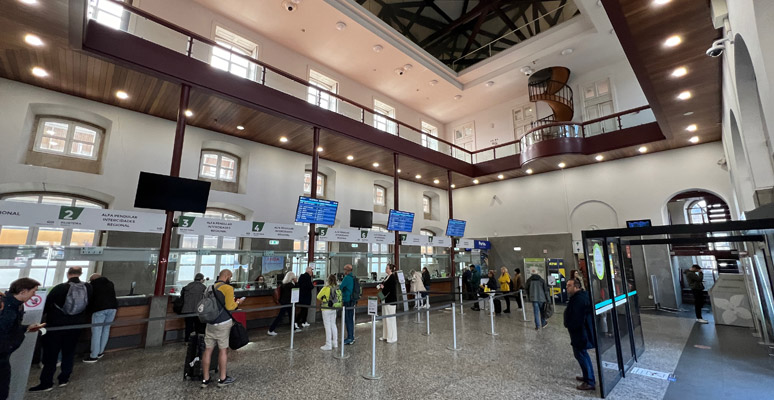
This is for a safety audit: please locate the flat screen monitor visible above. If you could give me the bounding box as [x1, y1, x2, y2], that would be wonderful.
[350, 209, 373, 229]
[626, 219, 652, 228]
[387, 209, 414, 232]
[445, 219, 467, 237]
[295, 196, 338, 226]
[133, 172, 210, 213]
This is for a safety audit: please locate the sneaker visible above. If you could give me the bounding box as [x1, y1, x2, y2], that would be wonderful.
[696, 318, 709, 324]
[267, 331, 277, 336]
[200, 379, 212, 389]
[320, 345, 332, 351]
[294, 323, 301, 330]
[29, 384, 53, 392]
[217, 376, 236, 387]
[576, 383, 596, 391]
[542, 321, 549, 328]
[302, 322, 310, 327]
[97, 353, 104, 359]
[379, 337, 386, 341]
[386, 339, 397, 344]
[83, 357, 99, 363]
[294, 327, 302, 332]
[344, 339, 355, 345]
[58, 381, 69, 388]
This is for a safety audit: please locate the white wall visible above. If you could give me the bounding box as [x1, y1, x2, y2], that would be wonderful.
[443, 59, 648, 150]
[0, 79, 447, 233]
[452, 142, 734, 240]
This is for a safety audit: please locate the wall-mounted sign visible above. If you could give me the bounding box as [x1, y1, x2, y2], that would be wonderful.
[177, 217, 308, 241]
[316, 227, 395, 245]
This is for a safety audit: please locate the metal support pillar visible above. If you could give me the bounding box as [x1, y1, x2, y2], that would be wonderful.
[307, 127, 321, 265]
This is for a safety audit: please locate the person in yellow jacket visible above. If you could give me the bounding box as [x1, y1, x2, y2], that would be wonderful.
[498, 266, 512, 313]
[316, 274, 341, 351]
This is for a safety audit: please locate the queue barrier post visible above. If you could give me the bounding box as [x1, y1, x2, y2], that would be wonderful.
[520, 290, 527, 322]
[486, 294, 498, 336]
[287, 303, 297, 351]
[414, 294, 423, 324]
[422, 306, 431, 336]
[333, 305, 349, 360]
[447, 302, 461, 351]
[362, 313, 381, 380]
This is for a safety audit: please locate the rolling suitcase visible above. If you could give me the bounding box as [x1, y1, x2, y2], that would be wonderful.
[183, 333, 217, 380]
[493, 298, 502, 314]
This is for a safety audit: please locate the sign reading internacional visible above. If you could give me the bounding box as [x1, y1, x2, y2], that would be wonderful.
[0, 200, 165, 233]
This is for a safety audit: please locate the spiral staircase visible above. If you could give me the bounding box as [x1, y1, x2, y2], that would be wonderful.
[522, 67, 574, 148]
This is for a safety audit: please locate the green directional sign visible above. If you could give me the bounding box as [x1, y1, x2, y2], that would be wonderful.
[58, 206, 84, 220]
[399, 234, 407, 242]
[317, 227, 329, 237]
[252, 222, 265, 232]
[179, 216, 196, 228]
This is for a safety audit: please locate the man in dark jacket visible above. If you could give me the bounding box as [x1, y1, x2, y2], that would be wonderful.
[462, 266, 472, 301]
[181, 273, 206, 342]
[564, 277, 595, 391]
[1, 278, 44, 400]
[526, 272, 549, 329]
[296, 266, 314, 328]
[685, 265, 708, 324]
[83, 274, 117, 363]
[470, 265, 482, 311]
[30, 267, 92, 392]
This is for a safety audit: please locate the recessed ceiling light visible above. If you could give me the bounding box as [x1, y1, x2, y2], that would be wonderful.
[525, 169, 533, 174]
[664, 35, 682, 47]
[433, 179, 440, 184]
[31, 67, 48, 77]
[671, 67, 687, 77]
[373, 44, 383, 53]
[429, 80, 438, 86]
[638, 146, 648, 153]
[595, 155, 604, 161]
[686, 124, 697, 132]
[115, 90, 129, 100]
[560, 48, 573, 56]
[689, 136, 700, 143]
[497, 174, 504, 179]
[684, 111, 694, 116]
[24, 34, 43, 46]
[347, 155, 354, 161]
[653, 0, 671, 5]
[677, 91, 692, 100]
[279, 136, 288, 143]
[558, 162, 566, 168]
[450, 184, 456, 188]
[316, 146, 323, 152]
[403, 64, 413, 71]
[485, 81, 495, 87]
[415, 174, 422, 179]
[236, 125, 245, 130]
[453, 95, 462, 100]
[372, 162, 379, 167]
[335, 21, 347, 31]
[472, 179, 479, 184]
[20, 0, 38, 4]
[397, 169, 401, 173]
[184, 110, 193, 117]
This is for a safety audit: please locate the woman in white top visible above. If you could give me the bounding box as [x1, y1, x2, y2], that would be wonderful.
[316, 274, 340, 351]
[411, 270, 426, 309]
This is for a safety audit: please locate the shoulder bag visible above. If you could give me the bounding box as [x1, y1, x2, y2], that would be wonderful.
[212, 283, 249, 350]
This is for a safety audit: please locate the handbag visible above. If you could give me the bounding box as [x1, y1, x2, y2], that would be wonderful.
[211, 283, 250, 350]
[172, 291, 184, 314]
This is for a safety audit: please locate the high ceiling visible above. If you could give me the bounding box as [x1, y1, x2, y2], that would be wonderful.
[355, 0, 580, 72]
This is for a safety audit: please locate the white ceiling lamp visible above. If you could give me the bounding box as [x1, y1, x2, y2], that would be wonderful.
[433, 179, 440, 184]
[397, 169, 401, 173]
[415, 174, 422, 179]
[497, 174, 504, 179]
[485, 81, 495, 87]
[279, 137, 288, 143]
[31, 67, 48, 77]
[638, 146, 648, 153]
[450, 184, 456, 188]
[664, 35, 682, 47]
[525, 169, 533, 174]
[595, 155, 604, 161]
[184, 110, 193, 117]
[335, 21, 347, 31]
[115, 91, 129, 100]
[372, 162, 379, 167]
[372, 44, 383, 53]
[653, 0, 671, 5]
[689, 136, 700, 144]
[24, 34, 43, 47]
[403, 64, 413, 71]
[428, 80, 438, 86]
[677, 91, 692, 100]
[560, 48, 573, 56]
[236, 125, 245, 130]
[671, 66, 687, 77]
[472, 179, 479, 184]
[453, 95, 462, 100]
[19, 0, 38, 4]
[316, 146, 323, 152]
[685, 124, 698, 132]
[347, 155, 354, 161]
[558, 162, 566, 168]
[683, 111, 694, 116]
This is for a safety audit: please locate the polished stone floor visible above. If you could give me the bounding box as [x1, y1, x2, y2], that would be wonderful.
[23, 302, 768, 400]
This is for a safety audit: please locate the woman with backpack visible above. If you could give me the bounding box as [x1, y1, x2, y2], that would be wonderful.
[316, 274, 340, 351]
[267, 272, 299, 336]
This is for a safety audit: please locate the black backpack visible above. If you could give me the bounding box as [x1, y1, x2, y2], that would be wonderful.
[351, 278, 362, 302]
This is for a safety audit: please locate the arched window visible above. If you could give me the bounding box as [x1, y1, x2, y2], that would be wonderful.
[303, 171, 325, 198]
[177, 209, 243, 284]
[199, 151, 238, 182]
[0, 193, 104, 288]
[687, 200, 709, 224]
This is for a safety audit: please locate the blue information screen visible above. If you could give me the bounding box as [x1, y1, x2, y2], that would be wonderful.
[295, 196, 338, 226]
[626, 219, 652, 228]
[445, 219, 467, 237]
[387, 209, 414, 232]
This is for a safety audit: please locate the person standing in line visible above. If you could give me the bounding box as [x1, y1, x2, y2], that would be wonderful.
[526, 270, 549, 330]
[564, 277, 596, 391]
[411, 270, 426, 309]
[201, 269, 243, 388]
[180, 273, 206, 343]
[83, 274, 117, 363]
[685, 265, 708, 324]
[296, 265, 315, 328]
[470, 265, 482, 311]
[267, 272, 300, 336]
[378, 264, 398, 343]
[30, 267, 92, 392]
[498, 266, 512, 313]
[1, 278, 45, 400]
[340, 264, 356, 345]
[421, 267, 431, 309]
[461, 265, 472, 303]
[316, 274, 340, 351]
[512, 268, 524, 309]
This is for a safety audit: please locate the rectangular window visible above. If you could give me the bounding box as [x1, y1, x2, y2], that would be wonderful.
[423, 196, 431, 214]
[421, 121, 439, 151]
[34, 118, 102, 160]
[307, 70, 338, 112]
[88, 0, 128, 30]
[373, 100, 397, 134]
[199, 151, 238, 183]
[303, 172, 325, 197]
[176, 209, 242, 285]
[374, 185, 386, 206]
[212, 27, 259, 81]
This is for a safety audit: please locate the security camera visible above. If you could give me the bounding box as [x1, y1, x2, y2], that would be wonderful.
[282, 0, 297, 12]
[394, 68, 405, 76]
[519, 66, 533, 76]
[706, 37, 733, 57]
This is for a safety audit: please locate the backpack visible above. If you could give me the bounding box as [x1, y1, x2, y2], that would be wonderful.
[196, 285, 223, 323]
[351, 278, 362, 302]
[326, 286, 342, 308]
[57, 282, 89, 315]
[272, 286, 281, 305]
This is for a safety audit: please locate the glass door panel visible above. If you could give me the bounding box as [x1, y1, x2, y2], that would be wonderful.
[607, 239, 635, 371]
[622, 243, 645, 359]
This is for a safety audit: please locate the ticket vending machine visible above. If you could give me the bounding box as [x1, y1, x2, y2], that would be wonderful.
[548, 258, 568, 303]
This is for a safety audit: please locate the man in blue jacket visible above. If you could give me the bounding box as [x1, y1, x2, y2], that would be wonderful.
[1, 278, 44, 399]
[564, 277, 596, 391]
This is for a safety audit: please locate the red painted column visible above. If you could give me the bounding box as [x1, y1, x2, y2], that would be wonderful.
[448, 170, 455, 285]
[307, 127, 320, 264]
[154, 84, 191, 296]
[393, 152, 400, 270]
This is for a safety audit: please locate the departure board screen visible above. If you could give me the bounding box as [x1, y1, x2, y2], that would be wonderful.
[445, 219, 467, 237]
[387, 209, 414, 232]
[295, 196, 338, 226]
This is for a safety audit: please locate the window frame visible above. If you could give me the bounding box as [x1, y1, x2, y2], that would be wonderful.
[199, 150, 239, 183]
[373, 185, 386, 206]
[88, 0, 131, 31]
[33, 117, 103, 161]
[421, 121, 439, 150]
[303, 171, 326, 198]
[420, 229, 435, 269]
[307, 70, 339, 112]
[422, 195, 432, 216]
[373, 99, 397, 134]
[211, 26, 260, 81]
[177, 209, 244, 286]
